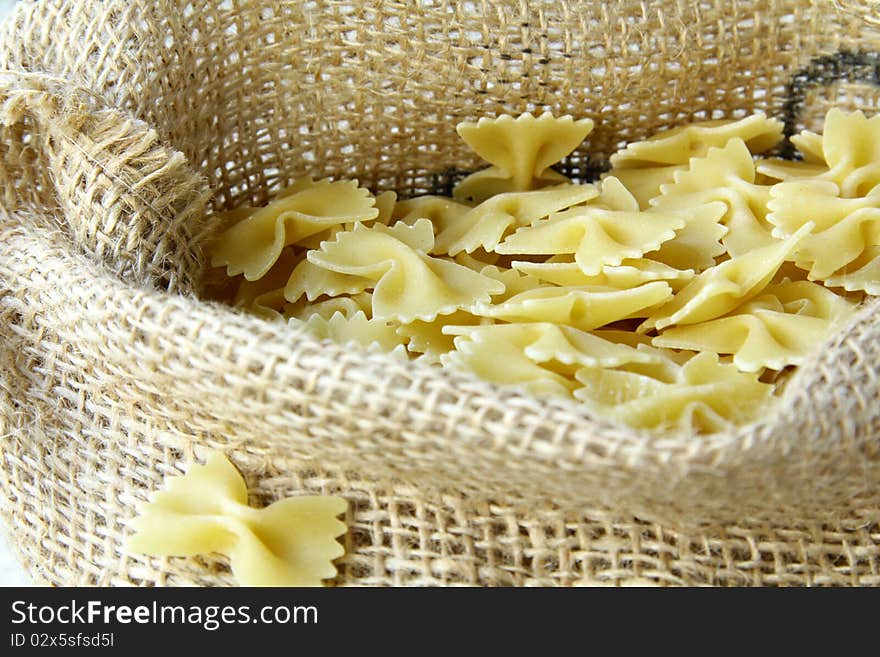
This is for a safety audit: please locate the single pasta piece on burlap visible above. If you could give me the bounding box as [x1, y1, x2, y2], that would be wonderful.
[126, 452, 347, 587]
[767, 179, 880, 283]
[608, 113, 784, 207]
[453, 112, 594, 203]
[574, 352, 774, 432]
[651, 139, 778, 256]
[306, 219, 505, 322]
[653, 279, 857, 371]
[211, 177, 378, 280]
[641, 223, 812, 331]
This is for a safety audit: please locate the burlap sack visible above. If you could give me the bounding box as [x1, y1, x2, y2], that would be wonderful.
[1, 0, 878, 586]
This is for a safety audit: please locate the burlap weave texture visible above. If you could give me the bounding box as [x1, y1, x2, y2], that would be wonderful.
[0, 0, 878, 586]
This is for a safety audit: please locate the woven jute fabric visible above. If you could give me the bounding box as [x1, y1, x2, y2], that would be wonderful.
[1, 0, 879, 586]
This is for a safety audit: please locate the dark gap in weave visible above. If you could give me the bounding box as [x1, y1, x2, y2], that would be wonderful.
[416, 50, 880, 199]
[780, 49, 880, 159]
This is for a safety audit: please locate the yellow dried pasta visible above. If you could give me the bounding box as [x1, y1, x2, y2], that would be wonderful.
[512, 256, 694, 290]
[294, 310, 409, 356]
[453, 112, 594, 203]
[611, 114, 784, 168]
[435, 184, 598, 256]
[126, 452, 347, 587]
[307, 219, 505, 322]
[608, 113, 784, 207]
[474, 282, 673, 331]
[574, 352, 774, 432]
[211, 177, 378, 280]
[496, 204, 700, 276]
[641, 224, 811, 331]
[651, 139, 778, 255]
[653, 280, 857, 371]
[206, 108, 872, 435]
[767, 179, 880, 281]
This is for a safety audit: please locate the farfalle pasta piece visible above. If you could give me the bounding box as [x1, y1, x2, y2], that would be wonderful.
[306, 219, 505, 322]
[814, 108, 880, 196]
[756, 130, 827, 182]
[211, 178, 378, 280]
[574, 352, 774, 432]
[496, 201, 723, 277]
[824, 245, 880, 294]
[474, 282, 673, 331]
[453, 113, 594, 203]
[790, 130, 826, 164]
[758, 109, 880, 196]
[233, 247, 301, 319]
[454, 250, 501, 268]
[371, 190, 398, 225]
[285, 292, 374, 322]
[512, 256, 694, 290]
[396, 310, 485, 360]
[478, 264, 544, 300]
[296, 310, 408, 354]
[641, 223, 812, 331]
[653, 280, 857, 371]
[126, 452, 347, 587]
[608, 165, 688, 209]
[391, 195, 472, 240]
[435, 184, 598, 256]
[283, 257, 374, 303]
[296, 189, 394, 249]
[767, 179, 880, 280]
[611, 114, 784, 168]
[446, 322, 669, 369]
[608, 114, 783, 207]
[651, 139, 778, 255]
[441, 327, 576, 397]
[590, 175, 641, 211]
[647, 202, 728, 272]
[392, 267, 540, 358]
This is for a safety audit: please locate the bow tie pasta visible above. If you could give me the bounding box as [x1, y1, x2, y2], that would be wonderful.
[211, 177, 378, 280]
[758, 108, 880, 197]
[651, 139, 778, 256]
[206, 109, 874, 435]
[126, 452, 347, 587]
[607, 113, 784, 208]
[453, 112, 594, 203]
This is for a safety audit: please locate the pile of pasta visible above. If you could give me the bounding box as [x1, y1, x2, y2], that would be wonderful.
[207, 109, 878, 434]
